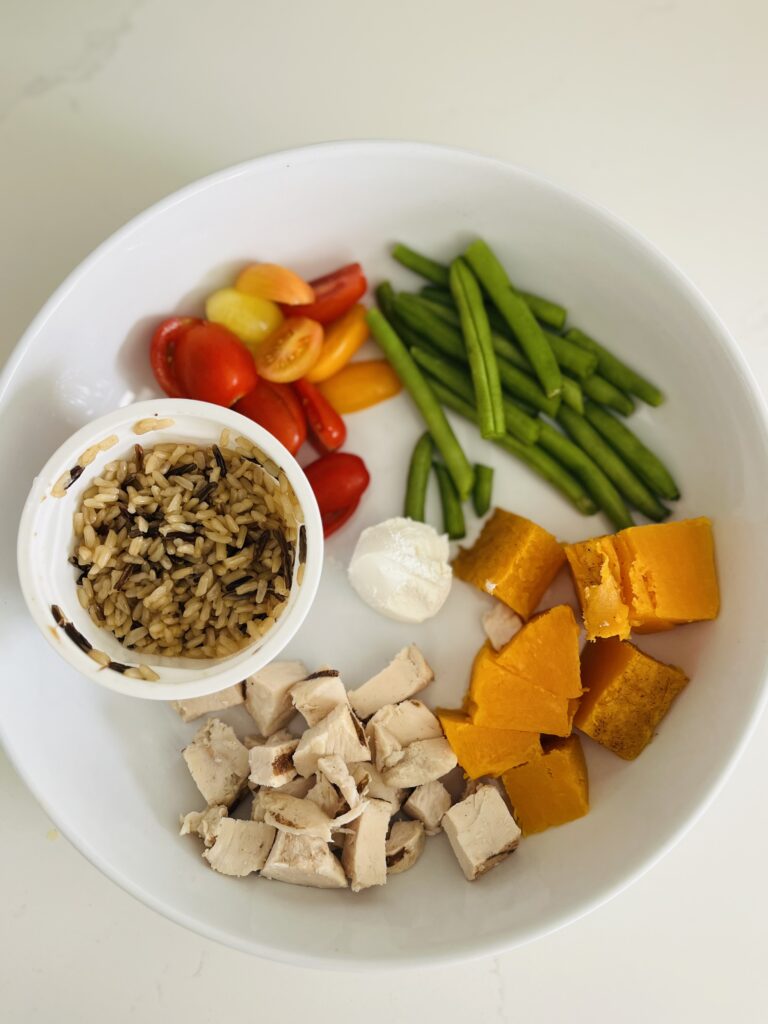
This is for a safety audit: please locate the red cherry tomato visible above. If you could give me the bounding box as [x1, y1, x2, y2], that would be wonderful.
[149, 317, 201, 398]
[174, 322, 258, 407]
[235, 379, 307, 455]
[282, 263, 367, 325]
[303, 452, 370, 537]
[293, 379, 346, 453]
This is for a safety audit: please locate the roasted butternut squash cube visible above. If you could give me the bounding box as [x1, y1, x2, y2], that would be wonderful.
[565, 517, 719, 638]
[437, 709, 541, 779]
[576, 637, 689, 759]
[501, 736, 589, 835]
[453, 509, 565, 620]
[467, 606, 582, 737]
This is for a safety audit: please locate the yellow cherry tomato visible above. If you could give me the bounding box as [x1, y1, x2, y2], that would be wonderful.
[317, 360, 402, 413]
[236, 263, 315, 305]
[305, 304, 369, 383]
[205, 287, 283, 349]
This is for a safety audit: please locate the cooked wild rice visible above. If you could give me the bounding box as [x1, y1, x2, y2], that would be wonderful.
[70, 434, 303, 660]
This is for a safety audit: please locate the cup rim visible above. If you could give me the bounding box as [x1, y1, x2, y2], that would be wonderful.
[16, 397, 324, 700]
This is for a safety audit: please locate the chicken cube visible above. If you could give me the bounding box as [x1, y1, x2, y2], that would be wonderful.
[348, 645, 434, 720]
[259, 792, 335, 841]
[349, 764, 404, 816]
[171, 683, 245, 723]
[341, 798, 391, 892]
[248, 731, 299, 788]
[482, 602, 523, 651]
[244, 660, 307, 736]
[386, 820, 426, 875]
[179, 804, 228, 847]
[382, 737, 457, 788]
[290, 670, 348, 726]
[182, 718, 250, 808]
[203, 819, 276, 877]
[442, 785, 521, 881]
[262, 832, 348, 889]
[293, 702, 371, 777]
[403, 780, 452, 835]
[366, 699, 443, 748]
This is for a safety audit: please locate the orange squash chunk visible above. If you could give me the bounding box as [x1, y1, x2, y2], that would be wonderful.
[566, 517, 719, 638]
[576, 636, 689, 760]
[437, 709, 541, 779]
[501, 735, 589, 835]
[467, 606, 582, 736]
[453, 509, 565, 620]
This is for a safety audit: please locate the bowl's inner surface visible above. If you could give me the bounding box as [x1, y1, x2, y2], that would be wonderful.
[2, 143, 767, 966]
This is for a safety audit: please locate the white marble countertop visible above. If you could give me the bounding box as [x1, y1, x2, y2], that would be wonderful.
[2, 1, 767, 1019]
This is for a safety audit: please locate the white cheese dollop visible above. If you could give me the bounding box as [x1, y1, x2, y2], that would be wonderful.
[347, 517, 452, 624]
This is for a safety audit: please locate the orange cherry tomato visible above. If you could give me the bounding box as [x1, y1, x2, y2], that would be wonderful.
[236, 263, 315, 305]
[305, 304, 369, 383]
[317, 360, 402, 413]
[255, 318, 323, 383]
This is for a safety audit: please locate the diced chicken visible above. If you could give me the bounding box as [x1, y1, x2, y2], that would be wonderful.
[244, 660, 307, 736]
[171, 682, 245, 723]
[317, 754, 361, 809]
[262, 832, 348, 889]
[179, 804, 228, 847]
[382, 737, 458, 788]
[290, 670, 348, 726]
[403, 780, 452, 834]
[260, 792, 335, 841]
[251, 775, 315, 821]
[243, 735, 264, 750]
[350, 764, 405, 816]
[386, 820, 426, 875]
[366, 699, 443, 748]
[348, 645, 434, 720]
[203, 819, 276, 877]
[369, 722, 405, 774]
[293, 702, 371, 777]
[305, 773, 344, 819]
[341, 798, 391, 892]
[462, 776, 505, 801]
[183, 718, 250, 808]
[482, 602, 523, 651]
[248, 731, 299, 788]
[442, 785, 522, 881]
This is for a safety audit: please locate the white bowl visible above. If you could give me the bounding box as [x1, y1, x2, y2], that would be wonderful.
[1, 141, 768, 968]
[16, 398, 323, 700]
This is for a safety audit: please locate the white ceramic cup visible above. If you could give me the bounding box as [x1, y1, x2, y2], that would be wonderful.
[16, 398, 323, 700]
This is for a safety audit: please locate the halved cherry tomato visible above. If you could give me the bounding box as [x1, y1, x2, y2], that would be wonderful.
[303, 452, 370, 537]
[305, 304, 369, 383]
[282, 263, 367, 324]
[205, 287, 283, 349]
[293, 378, 346, 453]
[174, 322, 258, 407]
[255, 318, 323, 383]
[149, 316, 201, 398]
[235, 379, 307, 455]
[317, 359, 402, 413]
[236, 263, 315, 306]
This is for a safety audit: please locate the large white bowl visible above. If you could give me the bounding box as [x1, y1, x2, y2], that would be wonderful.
[1, 142, 768, 968]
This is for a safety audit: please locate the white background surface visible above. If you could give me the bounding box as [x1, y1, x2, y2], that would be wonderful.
[2, 1, 767, 1020]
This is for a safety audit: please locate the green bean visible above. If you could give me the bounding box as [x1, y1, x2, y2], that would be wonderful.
[583, 400, 680, 501]
[557, 406, 669, 521]
[449, 258, 505, 439]
[392, 294, 467, 360]
[434, 463, 466, 540]
[465, 240, 562, 399]
[519, 291, 567, 331]
[404, 432, 434, 521]
[418, 297, 460, 327]
[367, 310, 474, 499]
[543, 331, 598, 379]
[410, 346, 540, 445]
[579, 373, 635, 416]
[566, 328, 663, 406]
[392, 244, 450, 287]
[537, 422, 633, 529]
[419, 285, 454, 307]
[375, 281, 397, 322]
[496, 359, 561, 417]
[426, 377, 597, 516]
[472, 464, 494, 517]
[561, 376, 584, 414]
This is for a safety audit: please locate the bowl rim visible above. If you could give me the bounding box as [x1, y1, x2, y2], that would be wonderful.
[15, 397, 324, 701]
[2, 139, 768, 968]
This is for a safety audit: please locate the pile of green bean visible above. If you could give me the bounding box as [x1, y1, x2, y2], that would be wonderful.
[367, 240, 679, 538]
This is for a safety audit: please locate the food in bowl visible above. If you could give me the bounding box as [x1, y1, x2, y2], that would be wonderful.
[69, 432, 303, 661]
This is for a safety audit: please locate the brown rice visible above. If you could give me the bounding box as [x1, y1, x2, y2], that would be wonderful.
[69, 434, 303, 660]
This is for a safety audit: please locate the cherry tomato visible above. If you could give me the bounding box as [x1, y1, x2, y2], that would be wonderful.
[236, 263, 315, 306]
[255, 318, 323, 383]
[303, 452, 370, 537]
[317, 359, 402, 413]
[205, 287, 283, 348]
[235, 379, 307, 455]
[305, 304, 369, 383]
[293, 378, 346, 453]
[282, 263, 367, 325]
[174, 322, 258, 407]
[149, 317, 201, 398]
